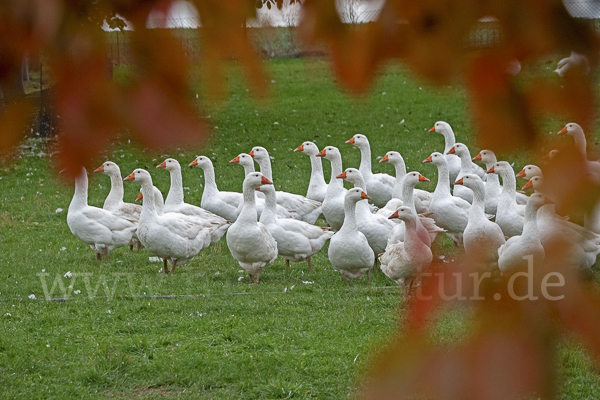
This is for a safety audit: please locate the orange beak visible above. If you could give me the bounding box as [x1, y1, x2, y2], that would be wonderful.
[522, 180, 534, 190]
[515, 169, 527, 178]
[316, 149, 326, 158]
[447, 147, 456, 155]
[422, 156, 433, 163]
[360, 191, 371, 200]
[455, 178, 464, 185]
[261, 176, 272, 185]
[472, 153, 482, 162]
[248, 150, 255, 157]
[336, 172, 347, 179]
[419, 174, 430, 182]
[124, 172, 135, 181]
[388, 210, 399, 219]
[486, 166, 495, 173]
[135, 192, 143, 202]
[59, 168, 67, 174]
[379, 154, 389, 163]
[94, 165, 104, 173]
[428, 125, 436, 132]
[557, 126, 568, 135]
[294, 144, 304, 152]
[345, 137, 355, 144]
[156, 161, 166, 169]
[230, 156, 240, 164]
[255, 187, 261, 191]
[189, 159, 198, 167]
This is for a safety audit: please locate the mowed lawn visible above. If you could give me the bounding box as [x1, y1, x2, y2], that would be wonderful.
[1, 58, 600, 399]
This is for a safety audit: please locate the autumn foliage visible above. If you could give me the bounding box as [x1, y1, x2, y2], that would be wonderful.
[1, 0, 600, 398]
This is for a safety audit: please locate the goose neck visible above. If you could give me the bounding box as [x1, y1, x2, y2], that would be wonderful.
[433, 163, 452, 197]
[242, 163, 255, 176]
[469, 184, 487, 218]
[104, 171, 124, 208]
[259, 188, 278, 225]
[523, 205, 540, 238]
[401, 183, 415, 211]
[201, 163, 219, 194]
[309, 154, 326, 184]
[328, 156, 344, 188]
[256, 159, 273, 181]
[499, 170, 517, 199]
[165, 169, 184, 206]
[140, 181, 158, 218]
[572, 131, 588, 158]
[442, 130, 456, 153]
[340, 198, 358, 233]
[358, 145, 373, 177]
[391, 161, 406, 199]
[70, 169, 89, 209]
[239, 181, 258, 222]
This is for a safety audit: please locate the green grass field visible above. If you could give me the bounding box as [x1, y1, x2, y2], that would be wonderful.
[1, 58, 600, 399]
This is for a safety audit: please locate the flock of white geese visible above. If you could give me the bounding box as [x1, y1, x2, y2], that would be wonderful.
[64, 121, 600, 293]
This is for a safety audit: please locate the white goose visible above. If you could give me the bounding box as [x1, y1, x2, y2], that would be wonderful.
[226, 172, 278, 284]
[328, 188, 375, 282]
[498, 193, 548, 275]
[316, 146, 348, 230]
[157, 158, 230, 243]
[189, 156, 241, 221]
[385, 172, 442, 248]
[66, 167, 137, 260]
[124, 169, 218, 274]
[294, 141, 328, 203]
[475, 150, 528, 208]
[379, 206, 433, 296]
[345, 134, 395, 207]
[258, 184, 333, 270]
[249, 146, 322, 224]
[447, 143, 486, 203]
[523, 175, 600, 269]
[338, 168, 396, 268]
[423, 152, 470, 244]
[229, 153, 292, 219]
[455, 174, 505, 269]
[487, 161, 525, 237]
[94, 161, 143, 251]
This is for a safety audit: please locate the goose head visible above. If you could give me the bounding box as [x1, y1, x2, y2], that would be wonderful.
[486, 161, 511, 175]
[316, 146, 341, 161]
[294, 141, 320, 156]
[403, 171, 430, 187]
[522, 175, 543, 191]
[345, 134, 369, 149]
[428, 121, 454, 136]
[454, 173, 483, 190]
[527, 192, 553, 211]
[230, 153, 254, 168]
[473, 149, 497, 166]
[447, 143, 471, 158]
[516, 164, 542, 179]
[156, 158, 180, 172]
[422, 152, 447, 167]
[94, 161, 120, 175]
[379, 151, 404, 165]
[388, 206, 415, 222]
[557, 122, 584, 138]
[249, 146, 269, 163]
[345, 187, 370, 203]
[189, 155, 213, 169]
[124, 168, 153, 185]
[244, 172, 272, 190]
[543, 149, 560, 160]
[337, 168, 364, 187]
